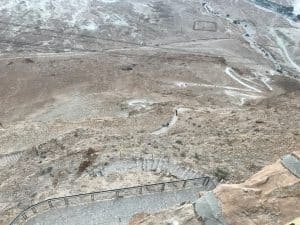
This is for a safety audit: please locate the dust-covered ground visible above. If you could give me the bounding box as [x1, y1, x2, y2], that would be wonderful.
[0, 0, 300, 224]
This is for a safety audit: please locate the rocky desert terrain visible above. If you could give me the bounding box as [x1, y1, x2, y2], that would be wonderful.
[129, 151, 300, 225]
[0, 0, 299, 224]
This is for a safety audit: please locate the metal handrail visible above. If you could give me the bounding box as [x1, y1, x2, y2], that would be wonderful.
[9, 176, 215, 225]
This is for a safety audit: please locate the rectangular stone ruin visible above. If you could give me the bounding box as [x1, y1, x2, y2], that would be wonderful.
[193, 21, 217, 32]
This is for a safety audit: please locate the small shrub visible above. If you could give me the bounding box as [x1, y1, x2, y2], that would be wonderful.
[214, 167, 230, 182]
[78, 160, 92, 174]
[194, 153, 200, 160]
[176, 140, 183, 145]
[77, 148, 97, 175]
[38, 167, 53, 176]
[86, 147, 96, 157]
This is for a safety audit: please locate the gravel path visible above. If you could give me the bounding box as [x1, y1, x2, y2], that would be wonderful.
[151, 108, 190, 135]
[24, 188, 202, 225]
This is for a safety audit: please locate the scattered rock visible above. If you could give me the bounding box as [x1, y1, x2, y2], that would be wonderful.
[175, 140, 183, 145]
[255, 120, 264, 124]
[121, 64, 136, 71]
[281, 153, 300, 177]
[38, 167, 53, 176]
[23, 58, 34, 63]
[195, 191, 228, 225]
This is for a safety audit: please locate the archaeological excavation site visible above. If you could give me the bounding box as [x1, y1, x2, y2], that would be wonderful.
[0, 0, 299, 224]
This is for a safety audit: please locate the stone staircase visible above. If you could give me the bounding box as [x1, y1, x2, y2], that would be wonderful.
[0, 151, 23, 167]
[95, 157, 214, 188]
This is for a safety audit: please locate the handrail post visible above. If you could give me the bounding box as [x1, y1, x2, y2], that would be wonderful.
[115, 191, 120, 199]
[64, 197, 69, 206]
[182, 180, 187, 188]
[91, 193, 95, 201]
[161, 183, 165, 192]
[202, 177, 209, 187]
[139, 186, 143, 195]
[31, 206, 37, 214]
[48, 200, 53, 208]
[22, 213, 28, 221]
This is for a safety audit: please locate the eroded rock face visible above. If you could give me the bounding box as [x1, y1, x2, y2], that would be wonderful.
[215, 151, 300, 225]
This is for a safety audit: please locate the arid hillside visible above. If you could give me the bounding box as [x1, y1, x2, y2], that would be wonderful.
[0, 0, 299, 224]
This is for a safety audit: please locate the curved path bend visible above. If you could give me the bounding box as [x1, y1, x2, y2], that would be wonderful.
[12, 177, 215, 225]
[24, 187, 202, 225]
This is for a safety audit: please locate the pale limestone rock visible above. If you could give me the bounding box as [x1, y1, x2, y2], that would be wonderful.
[284, 217, 300, 225]
[215, 151, 300, 225]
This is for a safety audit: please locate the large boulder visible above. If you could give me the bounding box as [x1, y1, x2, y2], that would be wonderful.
[214, 151, 300, 225]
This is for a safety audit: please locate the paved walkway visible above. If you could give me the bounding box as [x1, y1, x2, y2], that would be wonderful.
[24, 188, 202, 225]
